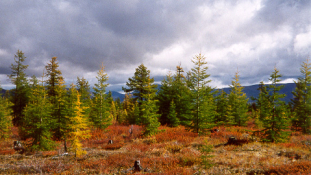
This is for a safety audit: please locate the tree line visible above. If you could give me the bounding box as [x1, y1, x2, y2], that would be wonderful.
[0, 50, 310, 154]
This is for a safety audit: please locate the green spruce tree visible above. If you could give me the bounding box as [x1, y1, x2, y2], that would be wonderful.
[140, 76, 161, 136]
[8, 50, 29, 127]
[261, 67, 290, 142]
[228, 70, 249, 126]
[188, 53, 216, 134]
[0, 83, 12, 140]
[291, 59, 311, 134]
[90, 63, 112, 129]
[23, 76, 55, 151]
[123, 64, 157, 124]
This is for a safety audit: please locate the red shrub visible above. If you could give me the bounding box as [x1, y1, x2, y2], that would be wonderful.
[127, 143, 150, 152]
[266, 161, 311, 174]
[104, 143, 124, 150]
[42, 151, 58, 156]
[0, 149, 14, 155]
[155, 126, 197, 144]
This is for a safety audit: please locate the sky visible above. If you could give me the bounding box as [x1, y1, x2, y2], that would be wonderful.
[1, 0, 311, 92]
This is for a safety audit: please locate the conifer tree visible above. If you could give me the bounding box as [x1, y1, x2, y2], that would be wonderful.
[45, 57, 67, 140]
[157, 72, 174, 125]
[23, 76, 55, 150]
[123, 64, 157, 121]
[173, 65, 192, 126]
[8, 50, 29, 126]
[0, 84, 12, 140]
[292, 59, 311, 134]
[67, 85, 90, 157]
[90, 63, 112, 129]
[215, 90, 231, 125]
[188, 53, 216, 134]
[45, 57, 63, 100]
[260, 67, 290, 142]
[228, 70, 249, 126]
[167, 100, 180, 127]
[76, 77, 91, 124]
[122, 93, 139, 124]
[140, 76, 160, 136]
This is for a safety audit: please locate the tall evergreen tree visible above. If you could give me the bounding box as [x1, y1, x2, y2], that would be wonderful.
[228, 70, 249, 126]
[188, 53, 216, 134]
[90, 63, 112, 129]
[8, 50, 29, 126]
[76, 76, 91, 124]
[140, 76, 161, 136]
[123, 64, 157, 123]
[45, 57, 66, 140]
[0, 84, 12, 140]
[122, 93, 139, 124]
[66, 85, 90, 157]
[157, 72, 174, 125]
[291, 59, 311, 134]
[215, 90, 232, 125]
[23, 76, 55, 151]
[157, 65, 192, 127]
[45, 57, 63, 102]
[260, 67, 290, 142]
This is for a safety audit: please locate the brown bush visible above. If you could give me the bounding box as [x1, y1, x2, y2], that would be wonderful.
[0, 149, 14, 155]
[265, 161, 311, 174]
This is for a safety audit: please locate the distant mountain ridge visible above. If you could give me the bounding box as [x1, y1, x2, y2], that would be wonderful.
[109, 83, 297, 103]
[220, 83, 296, 103]
[1, 83, 297, 103]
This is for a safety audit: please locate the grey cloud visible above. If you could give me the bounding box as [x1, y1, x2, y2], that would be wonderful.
[1, 0, 311, 91]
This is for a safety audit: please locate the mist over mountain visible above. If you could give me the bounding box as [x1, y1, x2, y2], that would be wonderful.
[108, 83, 296, 103]
[1, 83, 297, 103]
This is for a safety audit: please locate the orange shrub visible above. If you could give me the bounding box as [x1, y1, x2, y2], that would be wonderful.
[266, 161, 311, 174]
[155, 126, 197, 144]
[42, 151, 58, 156]
[104, 143, 124, 150]
[126, 143, 150, 152]
[0, 149, 14, 155]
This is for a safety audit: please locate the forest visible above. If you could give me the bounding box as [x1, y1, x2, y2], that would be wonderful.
[0, 50, 310, 174]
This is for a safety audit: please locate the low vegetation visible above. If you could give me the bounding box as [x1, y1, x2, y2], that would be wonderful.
[0, 125, 310, 174]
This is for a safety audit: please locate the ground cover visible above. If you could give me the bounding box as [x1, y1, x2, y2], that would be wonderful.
[0, 125, 311, 174]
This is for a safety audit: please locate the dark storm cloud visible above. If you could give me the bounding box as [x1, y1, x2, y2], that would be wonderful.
[1, 0, 311, 91]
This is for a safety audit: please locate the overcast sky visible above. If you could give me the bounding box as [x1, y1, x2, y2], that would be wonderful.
[1, 0, 311, 92]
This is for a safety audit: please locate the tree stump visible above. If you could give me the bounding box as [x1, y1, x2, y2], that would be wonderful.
[227, 136, 237, 144]
[13, 141, 25, 153]
[210, 128, 219, 133]
[133, 160, 143, 171]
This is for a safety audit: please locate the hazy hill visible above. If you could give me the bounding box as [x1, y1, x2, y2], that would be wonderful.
[221, 83, 296, 103]
[110, 83, 297, 103]
[1, 83, 297, 103]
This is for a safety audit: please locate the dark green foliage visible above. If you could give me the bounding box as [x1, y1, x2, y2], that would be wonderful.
[140, 77, 161, 136]
[157, 66, 192, 127]
[228, 71, 249, 126]
[199, 140, 214, 169]
[123, 64, 158, 124]
[188, 53, 216, 134]
[23, 76, 56, 151]
[90, 63, 112, 129]
[8, 50, 29, 127]
[215, 90, 231, 125]
[260, 68, 290, 142]
[123, 64, 157, 110]
[0, 84, 12, 140]
[45, 57, 67, 140]
[45, 57, 64, 101]
[291, 59, 311, 134]
[76, 77, 91, 123]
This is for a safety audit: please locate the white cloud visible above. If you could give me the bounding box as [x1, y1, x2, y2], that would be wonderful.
[294, 26, 311, 55]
